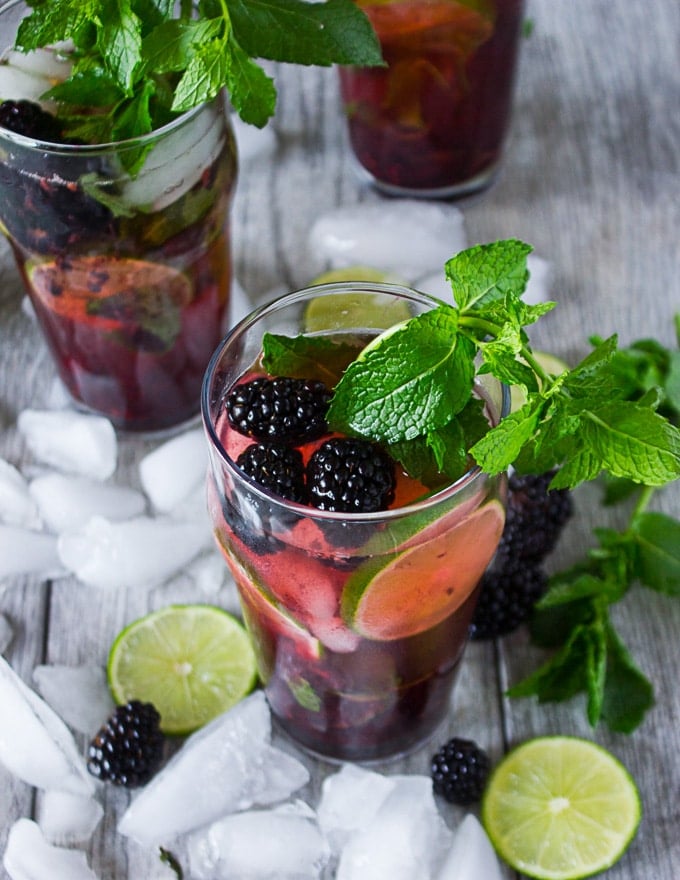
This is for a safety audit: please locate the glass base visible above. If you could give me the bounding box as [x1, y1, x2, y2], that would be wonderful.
[350, 155, 501, 201]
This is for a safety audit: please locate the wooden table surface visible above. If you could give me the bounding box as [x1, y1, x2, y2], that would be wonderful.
[1, 1, 679, 877]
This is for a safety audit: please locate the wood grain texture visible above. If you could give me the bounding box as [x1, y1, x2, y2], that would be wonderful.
[1, 0, 679, 877]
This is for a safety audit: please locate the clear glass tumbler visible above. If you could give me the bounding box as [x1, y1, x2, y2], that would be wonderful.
[0, 0, 238, 432]
[339, 0, 526, 198]
[202, 282, 509, 762]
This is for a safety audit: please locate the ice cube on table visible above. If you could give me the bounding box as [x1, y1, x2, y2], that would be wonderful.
[0, 459, 40, 528]
[317, 763, 397, 855]
[0, 524, 65, 581]
[32, 664, 114, 737]
[139, 429, 208, 513]
[0, 654, 94, 796]
[118, 691, 309, 846]
[0, 612, 13, 654]
[37, 791, 104, 846]
[57, 514, 208, 591]
[17, 410, 117, 481]
[3, 818, 100, 880]
[435, 814, 505, 880]
[187, 801, 331, 880]
[307, 201, 467, 282]
[29, 473, 146, 533]
[336, 775, 452, 880]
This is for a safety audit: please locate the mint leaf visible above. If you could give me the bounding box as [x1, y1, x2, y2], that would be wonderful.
[141, 18, 223, 74]
[600, 624, 654, 734]
[262, 332, 357, 386]
[469, 402, 542, 473]
[327, 307, 475, 445]
[42, 68, 124, 108]
[445, 239, 532, 310]
[16, 0, 100, 50]
[632, 511, 680, 595]
[97, 0, 142, 93]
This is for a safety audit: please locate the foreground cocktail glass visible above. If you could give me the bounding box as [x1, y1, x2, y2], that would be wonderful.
[202, 283, 509, 762]
[339, 0, 526, 198]
[0, 0, 237, 432]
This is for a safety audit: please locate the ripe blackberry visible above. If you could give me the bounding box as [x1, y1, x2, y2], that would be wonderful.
[307, 438, 396, 513]
[431, 737, 490, 805]
[469, 561, 548, 641]
[237, 442, 306, 503]
[496, 470, 573, 567]
[0, 100, 65, 142]
[87, 701, 164, 788]
[226, 377, 331, 442]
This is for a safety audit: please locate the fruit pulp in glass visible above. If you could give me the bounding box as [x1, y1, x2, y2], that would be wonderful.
[207, 333, 506, 762]
[339, 0, 525, 193]
[0, 97, 237, 432]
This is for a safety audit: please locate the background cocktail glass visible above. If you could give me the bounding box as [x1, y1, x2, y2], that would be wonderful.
[0, 0, 237, 432]
[338, 0, 526, 198]
[202, 282, 509, 762]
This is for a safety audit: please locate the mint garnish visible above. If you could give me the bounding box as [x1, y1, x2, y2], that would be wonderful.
[14, 0, 383, 150]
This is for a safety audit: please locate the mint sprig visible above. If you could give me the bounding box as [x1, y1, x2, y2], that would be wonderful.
[14, 0, 383, 149]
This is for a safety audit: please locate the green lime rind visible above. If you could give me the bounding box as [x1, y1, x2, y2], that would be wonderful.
[107, 604, 258, 736]
[303, 283, 413, 333]
[482, 736, 641, 880]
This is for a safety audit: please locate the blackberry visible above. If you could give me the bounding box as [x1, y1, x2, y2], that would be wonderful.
[469, 561, 548, 641]
[226, 377, 331, 442]
[496, 470, 573, 567]
[87, 701, 164, 788]
[431, 737, 490, 805]
[237, 442, 306, 503]
[306, 438, 396, 513]
[0, 100, 65, 142]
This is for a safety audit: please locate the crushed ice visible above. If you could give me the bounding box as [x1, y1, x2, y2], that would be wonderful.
[32, 664, 114, 736]
[3, 818, 100, 880]
[18, 409, 117, 480]
[37, 791, 104, 847]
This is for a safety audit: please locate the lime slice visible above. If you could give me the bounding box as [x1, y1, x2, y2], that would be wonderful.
[482, 736, 641, 880]
[511, 350, 570, 411]
[304, 266, 412, 332]
[341, 500, 504, 641]
[107, 605, 257, 735]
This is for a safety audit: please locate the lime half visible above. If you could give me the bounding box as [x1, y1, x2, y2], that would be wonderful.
[108, 605, 257, 735]
[304, 266, 411, 332]
[482, 736, 641, 880]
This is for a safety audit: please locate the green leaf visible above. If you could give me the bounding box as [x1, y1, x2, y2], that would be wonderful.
[42, 68, 124, 108]
[631, 511, 680, 595]
[507, 625, 592, 704]
[261, 332, 357, 386]
[468, 402, 541, 474]
[327, 307, 476, 445]
[445, 239, 532, 311]
[600, 624, 654, 733]
[97, 0, 143, 93]
[228, 0, 384, 66]
[585, 614, 607, 726]
[15, 0, 101, 49]
[141, 18, 223, 74]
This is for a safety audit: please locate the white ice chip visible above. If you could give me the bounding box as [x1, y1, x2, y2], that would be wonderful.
[18, 410, 117, 480]
[3, 819, 100, 880]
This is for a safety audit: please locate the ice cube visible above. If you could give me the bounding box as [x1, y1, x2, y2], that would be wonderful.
[0, 458, 40, 528]
[139, 429, 208, 513]
[336, 775, 452, 880]
[37, 791, 104, 846]
[0, 63, 56, 109]
[317, 764, 397, 854]
[0, 525, 65, 580]
[29, 473, 146, 533]
[17, 410, 117, 481]
[307, 202, 467, 282]
[3, 48, 73, 81]
[0, 654, 94, 796]
[32, 664, 114, 736]
[231, 112, 278, 164]
[118, 691, 309, 846]
[187, 800, 330, 880]
[3, 818, 100, 880]
[524, 254, 552, 305]
[57, 514, 208, 590]
[0, 612, 13, 654]
[435, 814, 504, 880]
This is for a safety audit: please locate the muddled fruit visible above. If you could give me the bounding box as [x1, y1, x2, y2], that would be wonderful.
[226, 377, 331, 442]
[237, 442, 307, 503]
[87, 700, 164, 788]
[431, 736, 491, 805]
[307, 437, 396, 513]
[0, 99, 64, 141]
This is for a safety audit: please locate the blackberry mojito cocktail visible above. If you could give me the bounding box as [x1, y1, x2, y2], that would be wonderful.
[0, 1, 237, 431]
[202, 284, 508, 762]
[339, 0, 525, 196]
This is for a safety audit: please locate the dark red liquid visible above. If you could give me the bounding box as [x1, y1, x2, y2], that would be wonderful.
[339, 0, 525, 193]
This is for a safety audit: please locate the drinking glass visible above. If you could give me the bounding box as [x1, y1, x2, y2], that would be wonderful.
[0, 0, 238, 432]
[339, 0, 526, 198]
[202, 282, 509, 762]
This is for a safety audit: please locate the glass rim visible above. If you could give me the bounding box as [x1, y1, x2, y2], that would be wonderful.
[0, 0, 216, 153]
[201, 281, 511, 523]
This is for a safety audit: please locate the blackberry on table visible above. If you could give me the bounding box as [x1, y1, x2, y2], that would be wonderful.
[226, 377, 331, 442]
[237, 441, 307, 503]
[0, 100, 65, 142]
[87, 700, 164, 788]
[431, 737, 490, 805]
[496, 470, 573, 567]
[469, 562, 548, 641]
[307, 437, 396, 513]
